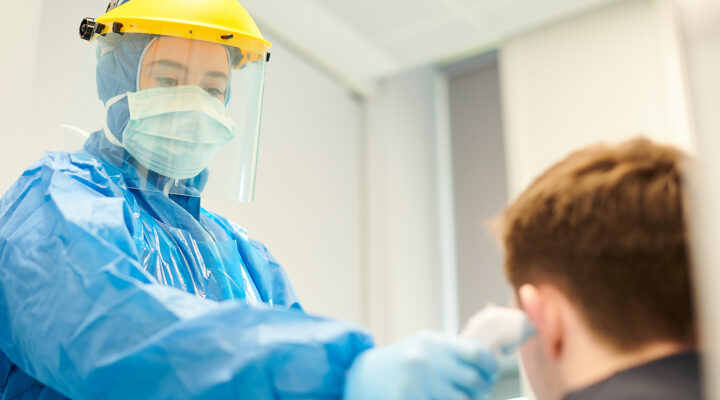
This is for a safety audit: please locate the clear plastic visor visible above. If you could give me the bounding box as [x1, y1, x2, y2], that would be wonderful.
[64, 33, 267, 202]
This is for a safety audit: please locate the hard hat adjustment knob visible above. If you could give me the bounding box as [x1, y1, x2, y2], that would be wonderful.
[79, 18, 106, 41]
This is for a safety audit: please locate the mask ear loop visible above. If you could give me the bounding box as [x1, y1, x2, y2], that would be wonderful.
[103, 36, 159, 149]
[102, 92, 127, 147]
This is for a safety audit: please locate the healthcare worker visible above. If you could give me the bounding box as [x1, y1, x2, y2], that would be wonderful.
[0, 0, 500, 399]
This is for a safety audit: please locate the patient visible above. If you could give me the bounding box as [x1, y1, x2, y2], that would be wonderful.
[496, 138, 701, 399]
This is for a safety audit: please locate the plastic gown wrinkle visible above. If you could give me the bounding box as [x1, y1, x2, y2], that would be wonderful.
[0, 151, 374, 399]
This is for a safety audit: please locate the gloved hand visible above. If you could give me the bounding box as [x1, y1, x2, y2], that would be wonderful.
[343, 331, 499, 400]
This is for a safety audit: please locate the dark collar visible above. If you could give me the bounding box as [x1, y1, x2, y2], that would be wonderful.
[563, 352, 701, 400]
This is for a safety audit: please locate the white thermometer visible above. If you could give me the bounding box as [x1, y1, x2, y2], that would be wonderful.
[460, 305, 536, 356]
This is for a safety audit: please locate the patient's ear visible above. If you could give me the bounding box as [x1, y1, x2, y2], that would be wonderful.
[518, 284, 564, 360]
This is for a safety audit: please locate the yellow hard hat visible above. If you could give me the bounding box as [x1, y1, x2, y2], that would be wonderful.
[80, 0, 271, 66]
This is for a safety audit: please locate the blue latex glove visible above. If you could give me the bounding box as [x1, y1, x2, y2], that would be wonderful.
[344, 331, 499, 400]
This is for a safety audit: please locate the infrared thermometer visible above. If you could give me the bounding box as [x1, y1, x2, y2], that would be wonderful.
[460, 305, 536, 356]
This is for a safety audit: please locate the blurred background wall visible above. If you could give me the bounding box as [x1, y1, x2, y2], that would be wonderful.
[501, 0, 692, 197]
[0, 0, 712, 398]
[675, 0, 720, 398]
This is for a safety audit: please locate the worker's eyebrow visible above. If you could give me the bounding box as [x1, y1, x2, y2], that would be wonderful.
[205, 71, 229, 80]
[146, 59, 188, 72]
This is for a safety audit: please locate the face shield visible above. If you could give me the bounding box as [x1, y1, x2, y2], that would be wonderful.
[64, 0, 270, 202]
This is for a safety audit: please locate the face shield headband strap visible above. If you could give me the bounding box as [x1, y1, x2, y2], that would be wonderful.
[135, 37, 159, 92]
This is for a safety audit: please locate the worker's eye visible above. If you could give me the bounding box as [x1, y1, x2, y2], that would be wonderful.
[204, 87, 226, 99]
[155, 77, 178, 87]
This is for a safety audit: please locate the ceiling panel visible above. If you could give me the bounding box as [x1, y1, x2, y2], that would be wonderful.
[467, 0, 620, 30]
[310, 0, 455, 42]
[243, 0, 622, 94]
[380, 17, 490, 67]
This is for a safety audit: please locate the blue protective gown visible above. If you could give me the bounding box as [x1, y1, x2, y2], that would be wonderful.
[0, 148, 373, 399]
[0, 12, 373, 400]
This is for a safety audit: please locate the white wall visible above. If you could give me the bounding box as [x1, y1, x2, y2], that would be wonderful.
[0, 0, 44, 191]
[1, 0, 114, 184]
[501, 0, 693, 198]
[675, 0, 720, 398]
[364, 67, 454, 344]
[446, 54, 511, 324]
[445, 53, 529, 399]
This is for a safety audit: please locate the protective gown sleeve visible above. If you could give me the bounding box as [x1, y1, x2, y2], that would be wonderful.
[0, 153, 374, 399]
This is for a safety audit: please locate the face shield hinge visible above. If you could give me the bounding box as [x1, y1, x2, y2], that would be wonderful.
[266, 53, 271, 63]
[79, 18, 106, 41]
[112, 22, 124, 35]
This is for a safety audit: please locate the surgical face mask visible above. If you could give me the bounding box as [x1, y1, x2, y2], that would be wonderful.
[104, 85, 236, 180]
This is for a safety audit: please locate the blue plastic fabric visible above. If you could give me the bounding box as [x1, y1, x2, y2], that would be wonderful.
[0, 148, 373, 399]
